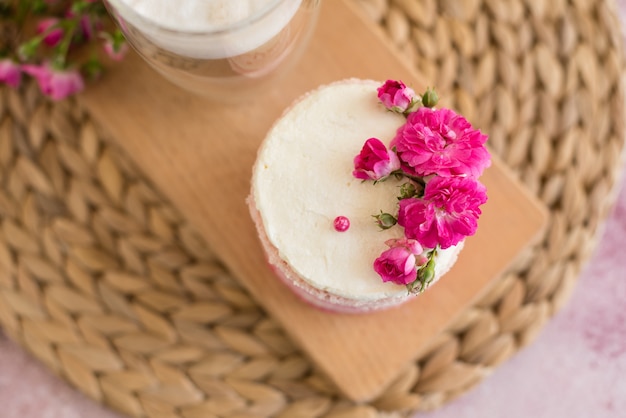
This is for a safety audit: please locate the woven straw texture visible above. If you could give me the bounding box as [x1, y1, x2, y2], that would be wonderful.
[0, 0, 625, 417]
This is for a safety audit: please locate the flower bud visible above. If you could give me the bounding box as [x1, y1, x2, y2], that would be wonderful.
[399, 182, 418, 200]
[36, 18, 64, 47]
[422, 88, 439, 108]
[373, 212, 397, 230]
[353, 137, 400, 181]
[374, 238, 423, 285]
[418, 258, 436, 285]
[377, 79, 418, 114]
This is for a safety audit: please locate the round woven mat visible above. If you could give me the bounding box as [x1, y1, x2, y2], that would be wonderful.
[1, 0, 625, 417]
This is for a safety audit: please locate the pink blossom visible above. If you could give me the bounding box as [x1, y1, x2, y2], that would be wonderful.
[80, 15, 95, 40]
[373, 238, 426, 285]
[36, 18, 64, 47]
[397, 176, 487, 249]
[0, 59, 22, 88]
[22, 64, 84, 101]
[377, 79, 417, 113]
[103, 39, 129, 61]
[391, 107, 491, 178]
[353, 137, 400, 181]
[80, 15, 104, 41]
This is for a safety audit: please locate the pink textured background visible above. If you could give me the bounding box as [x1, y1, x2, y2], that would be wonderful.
[2, 4, 626, 418]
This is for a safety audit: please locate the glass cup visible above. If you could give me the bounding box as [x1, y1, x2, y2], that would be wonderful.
[104, 0, 321, 101]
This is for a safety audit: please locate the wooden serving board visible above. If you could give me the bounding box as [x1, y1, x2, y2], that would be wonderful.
[80, 0, 548, 402]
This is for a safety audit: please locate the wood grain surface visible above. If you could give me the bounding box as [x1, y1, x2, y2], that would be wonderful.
[79, 0, 548, 402]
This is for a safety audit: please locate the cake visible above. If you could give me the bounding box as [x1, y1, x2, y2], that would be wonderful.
[248, 79, 490, 313]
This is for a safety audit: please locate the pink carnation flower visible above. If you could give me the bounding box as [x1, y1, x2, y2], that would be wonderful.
[377, 79, 417, 113]
[373, 238, 426, 285]
[391, 107, 491, 178]
[397, 176, 487, 249]
[353, 137, 400, 181]
[22, 63, 84, 101]
[36, 18, 64, 47]
[0, 59, 22, 88]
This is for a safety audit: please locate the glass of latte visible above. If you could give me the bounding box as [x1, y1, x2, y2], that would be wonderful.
[104, 0, 320, 101]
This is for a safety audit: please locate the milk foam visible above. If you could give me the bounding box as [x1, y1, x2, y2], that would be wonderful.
[107, 0, 302, 58]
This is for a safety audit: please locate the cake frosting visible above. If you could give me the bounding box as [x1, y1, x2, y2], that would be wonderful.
[249, 79, 466, 312]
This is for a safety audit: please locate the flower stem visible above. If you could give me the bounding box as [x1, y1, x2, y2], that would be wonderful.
[15, 0, 33, 27]
[53, 18, 78, 68]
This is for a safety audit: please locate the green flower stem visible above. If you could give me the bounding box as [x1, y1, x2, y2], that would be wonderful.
[403, 174, 426, 187]
[16, 0, 33, 27]
[17, 37, 40, 60]
[52, 18, 79, 69]
[82, 53, 103, 80]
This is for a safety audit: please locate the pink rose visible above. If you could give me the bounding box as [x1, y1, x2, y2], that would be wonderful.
[353, 137, 400, 181]
[0, 59, 22, 88]
[397, 176, 487, 249]
[373, 238, 426, 285]
[377, 79, 417, 113]
[36, 18, 64, 47]
[391, 107, 491, 178]
[22, 63, 84, 101]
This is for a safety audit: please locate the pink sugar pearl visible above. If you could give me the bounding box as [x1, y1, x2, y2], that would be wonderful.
[334, 216, 350, 232]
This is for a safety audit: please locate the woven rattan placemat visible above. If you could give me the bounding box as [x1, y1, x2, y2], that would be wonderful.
[0, 0, 624, 417]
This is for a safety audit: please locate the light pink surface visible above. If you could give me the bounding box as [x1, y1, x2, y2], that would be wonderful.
[2, 6, 626, 418]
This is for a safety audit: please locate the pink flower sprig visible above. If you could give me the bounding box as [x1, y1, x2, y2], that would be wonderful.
[373, 238, 437, 293]
[36, 18, 64, 47]
[377, 80, 440, 115]
[22, 62, 84, 101]
[0, 0, 128, 100]
[377, 80, 419, 114]
[354, 80, 491, 293]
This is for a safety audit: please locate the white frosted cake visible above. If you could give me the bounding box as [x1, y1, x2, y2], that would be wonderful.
[248, 79, 490, 313]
